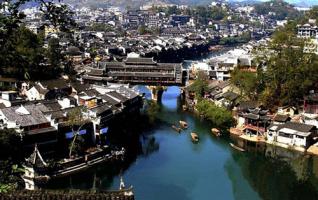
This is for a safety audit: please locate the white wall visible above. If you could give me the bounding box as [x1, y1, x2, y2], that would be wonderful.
[276, 132, 308, 147]
[277, 135, 293, 145]
[267, 130, 276, 142]
[58, 98, 72, 109]
[26, 87, 42, 101]
[294, 135, 307, 147]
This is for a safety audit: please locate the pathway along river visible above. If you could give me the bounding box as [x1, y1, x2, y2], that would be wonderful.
[46, 86, 318, 200]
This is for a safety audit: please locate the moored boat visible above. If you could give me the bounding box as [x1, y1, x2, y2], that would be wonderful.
[172, 125, 182, 133]
[230, 143, 245, 152]
[211, 128, 221, 137]
[209, 45, 222, 51]
[179, 120, 188, 129]
[191, 132, 199, 142]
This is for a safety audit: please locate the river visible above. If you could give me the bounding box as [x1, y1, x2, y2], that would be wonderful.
[46, 86, 318, 200]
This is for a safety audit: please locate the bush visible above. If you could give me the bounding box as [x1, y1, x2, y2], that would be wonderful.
[196, 99, 234, 128]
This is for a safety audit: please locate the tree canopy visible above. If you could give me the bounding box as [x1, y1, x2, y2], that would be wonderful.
[254, 0, 301, 20]
[235, 21, 318, 108]
[0, 0, 75, 80]
[188, 70, 209, 99]
[196, 99, 234, 128]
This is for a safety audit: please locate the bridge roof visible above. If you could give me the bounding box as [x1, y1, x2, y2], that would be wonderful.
[125, 57, 156, 65]
[108, 72, 175, 78]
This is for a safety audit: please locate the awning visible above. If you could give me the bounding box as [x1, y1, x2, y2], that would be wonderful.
[100, 127, 109, 135]
[65, 129, 87, 138]
[65, 132, 74, 139]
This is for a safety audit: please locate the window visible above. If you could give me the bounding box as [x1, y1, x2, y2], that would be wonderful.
[278, 132, 293, 138]
[296, 135, 304, 139]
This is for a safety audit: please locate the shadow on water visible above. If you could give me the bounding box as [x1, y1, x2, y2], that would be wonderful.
[227, 136, 318, 200]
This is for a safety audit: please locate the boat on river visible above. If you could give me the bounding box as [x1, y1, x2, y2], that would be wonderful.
[179, 121, 188, 129]
[191, 132, 199, 142]
[209, 45, 222, 51]
[230, 143, 245, 152]
[211, 128, 221, 137]
[172, 125, 182, 133]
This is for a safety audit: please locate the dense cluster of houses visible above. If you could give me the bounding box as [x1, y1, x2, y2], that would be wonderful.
[0, 79, 143, 156]
[190, 40, 259, 81]
[18, 0, 280, 67]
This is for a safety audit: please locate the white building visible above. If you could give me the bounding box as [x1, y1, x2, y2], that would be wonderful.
[267, 122, 316, 148]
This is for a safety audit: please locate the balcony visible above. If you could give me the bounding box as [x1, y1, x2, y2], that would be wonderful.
[244, 124, 266, 133]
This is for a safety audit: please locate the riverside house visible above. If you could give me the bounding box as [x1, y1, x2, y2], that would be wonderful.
[267, 122, 316, 148]
[235, 102, 271, 136]
[0, 104, 58, 153]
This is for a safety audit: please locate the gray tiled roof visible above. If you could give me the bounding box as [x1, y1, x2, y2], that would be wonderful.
[91, 104, 112, 115]
[1, 104, 49, 127]
[125, 57, 156, 64]
[273, 114, 290, 122]
[39, 79, 70, 90]
[101, 94, 121, 106]
[222, 91, 239, 101]
[0, 103, 5, 109]
[116, 86, 138, 99]
[277, 122, 315, 133]
[107, 91, 128, 102]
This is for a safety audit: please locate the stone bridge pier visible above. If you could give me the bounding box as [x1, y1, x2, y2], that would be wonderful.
[147, 86, 167, 102]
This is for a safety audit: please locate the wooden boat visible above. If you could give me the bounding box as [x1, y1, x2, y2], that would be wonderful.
[209, 45, 222, 51]
[172, 125, 181, 133]
[24, 145, 126, 182]
[179, 121, 188, 129]
[230, 143, 245, 152]
[191, 132, 199, 142]
[211, 128, 221, 137]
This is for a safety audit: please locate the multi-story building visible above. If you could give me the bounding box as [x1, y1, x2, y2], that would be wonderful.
[297, 24, 318, 38]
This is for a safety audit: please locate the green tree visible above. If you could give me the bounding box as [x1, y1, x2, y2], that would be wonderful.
[0, 129, 22, 160]
[0, 0, 75, 79]
[146, 100, 160, 123]
[66, 107, 89, 158]
[167, 6, 181, 16]
[196, 99, 234, 128]
[230, 68, 258, 100]
[138, 25, 147, 35]
[256, 22, 318, 107]
[0, 129, 24, 193]
[188, 70, 209, 99]
[47, 37, 63, 72]
[210, 6, 227, 21]
[0, 162, 23, 193]
[86, 23, 113, 32]
[254, 0, 301, 20]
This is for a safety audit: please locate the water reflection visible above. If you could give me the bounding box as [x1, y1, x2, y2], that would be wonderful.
[140, 135, 159, 157]
[228, 136, 318, 200]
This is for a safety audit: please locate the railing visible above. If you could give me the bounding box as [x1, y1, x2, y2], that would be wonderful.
[244, 124, 266, 133]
